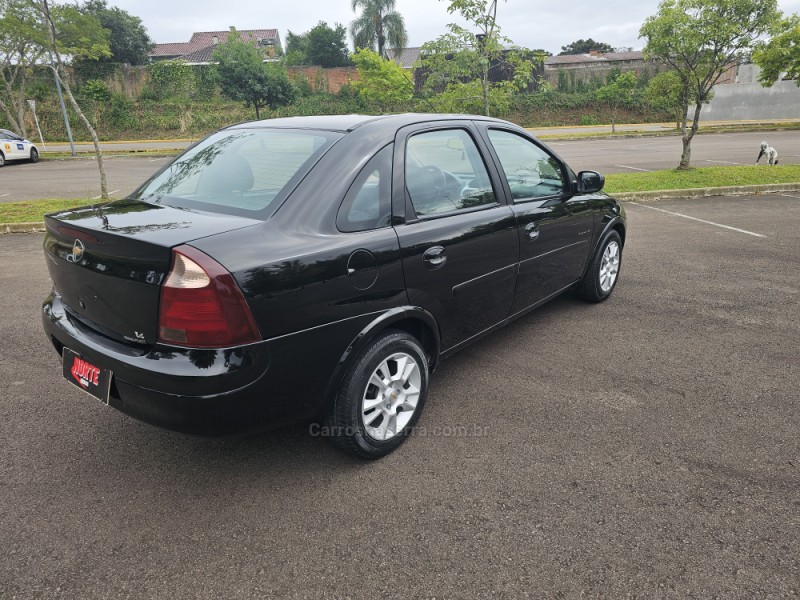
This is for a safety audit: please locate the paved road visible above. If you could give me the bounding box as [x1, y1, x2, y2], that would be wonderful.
[1, 194, 798, 597]
[2, 130, 799, 203]
[549, 129, 800, 174]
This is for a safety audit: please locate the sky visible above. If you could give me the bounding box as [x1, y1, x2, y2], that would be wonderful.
[106, 0, 800, 55]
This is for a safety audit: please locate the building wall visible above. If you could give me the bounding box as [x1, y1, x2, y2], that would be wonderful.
[701, 79, 800, 121]
[287, 66, 359, 94]
[542, 62, 659, 89]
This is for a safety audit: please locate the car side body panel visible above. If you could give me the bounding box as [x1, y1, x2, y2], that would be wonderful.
[41, 114, 626, 437]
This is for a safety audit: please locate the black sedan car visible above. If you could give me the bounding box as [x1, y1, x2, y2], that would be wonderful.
[42, 114, 625, 458]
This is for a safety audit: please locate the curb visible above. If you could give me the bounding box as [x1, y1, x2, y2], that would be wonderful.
[614, 183, 800, 202]
[2, 222, 46, 234]
[3, 184, 799, 234]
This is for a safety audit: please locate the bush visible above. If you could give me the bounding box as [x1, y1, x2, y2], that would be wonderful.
[81, 79, 112, 103]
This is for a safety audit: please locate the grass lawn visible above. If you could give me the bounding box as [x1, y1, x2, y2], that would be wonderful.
[1, 165, 799, 224]
[604, 164, 800, 194]
[0, 198, 99, 224]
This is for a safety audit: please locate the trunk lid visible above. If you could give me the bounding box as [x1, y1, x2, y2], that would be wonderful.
[43, 200, 261, 348]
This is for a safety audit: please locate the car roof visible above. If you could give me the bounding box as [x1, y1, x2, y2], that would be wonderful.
[228, 113, 508, 134]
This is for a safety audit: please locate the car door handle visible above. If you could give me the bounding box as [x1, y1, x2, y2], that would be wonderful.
[423, 246, 447, 269]
[525, 222, 540, 241]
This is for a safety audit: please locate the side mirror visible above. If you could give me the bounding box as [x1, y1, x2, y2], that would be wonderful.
[577, 171, 605, 194]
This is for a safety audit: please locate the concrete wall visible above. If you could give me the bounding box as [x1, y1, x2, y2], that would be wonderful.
[701, 79, 800, 121]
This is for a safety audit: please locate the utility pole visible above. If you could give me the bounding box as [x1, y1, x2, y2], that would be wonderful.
[51, 58, 76, 157]
[27, 99, 46, 150]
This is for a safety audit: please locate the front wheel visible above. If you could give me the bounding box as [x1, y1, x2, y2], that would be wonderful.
[577, 230, 622, 303]
[326, 330, 429, 459]
[30, 148, 39, 163]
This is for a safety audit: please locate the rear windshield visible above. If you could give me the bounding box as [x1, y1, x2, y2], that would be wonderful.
[131, 128, 342, 218]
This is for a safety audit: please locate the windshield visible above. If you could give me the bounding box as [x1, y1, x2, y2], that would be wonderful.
[132, 128, 342, 218]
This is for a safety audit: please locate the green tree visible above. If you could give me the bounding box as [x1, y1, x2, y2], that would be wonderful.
[0, 0, 49, 136]
[595, 71, 638, 133]
[640, 0, 780, 169]
[212, 29, 295, 119]
[35, 0, 112, 197]
[753, 14, 800, 86]
[285, 30, 308, 65]
[644, 70, 687, 128]
[286, 21, 351, 67]
[351, 48, 413, 108]
[419, 0, 533, 117]
[350, 0, 408, 59]
[80, 0, 153, 65]
[559, 38, 614, 55]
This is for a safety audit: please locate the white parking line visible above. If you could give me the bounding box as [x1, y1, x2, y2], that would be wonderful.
[704, 159, 743, 165]
[778, 193, 800, 199]
[91, 189, 120, 200]
[628, 202, 767, 238]
[0, 193, 8, 197]
[614, 164, 652, 172]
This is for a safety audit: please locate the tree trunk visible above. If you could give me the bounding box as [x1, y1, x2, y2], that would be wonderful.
[678, 101, 703, 170]
[15, 86, 28, 138]
[0, 97, 23, 136]
[376, 19, 384, 58]
[0, 67, 28, 137]
[40, 0, 108, 199]
[54, 65, 108, 197]
[482, 63, 490, 117]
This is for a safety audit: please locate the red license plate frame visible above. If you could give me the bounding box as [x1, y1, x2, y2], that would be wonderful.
[62, 347, 112, 405]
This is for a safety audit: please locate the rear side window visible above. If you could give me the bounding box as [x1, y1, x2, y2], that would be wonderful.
[405, 129, 496, 217]
[337, 145, 392, 233]
[133, 128, 341, 218]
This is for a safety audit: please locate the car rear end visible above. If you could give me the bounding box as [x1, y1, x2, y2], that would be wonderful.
[41, 124, 345, 435]
[41, 200, 279, 434]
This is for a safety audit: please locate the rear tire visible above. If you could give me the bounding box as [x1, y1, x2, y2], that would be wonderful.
[0, 152, 5, 167]
[577, 230, 622, 303]
[326, 330, 429, 459]
[30, 148, 39, 163]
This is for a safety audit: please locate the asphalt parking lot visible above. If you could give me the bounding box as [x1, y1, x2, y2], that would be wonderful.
[1, 194, 798, 598]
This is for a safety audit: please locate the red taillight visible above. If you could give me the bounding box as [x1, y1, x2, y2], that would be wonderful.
[158, 245, 261, 348]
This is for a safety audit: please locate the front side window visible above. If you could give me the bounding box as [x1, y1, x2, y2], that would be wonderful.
[488, 130, 566, 201]
[132, 128, 342, 218]
[405, 129, 496, 217]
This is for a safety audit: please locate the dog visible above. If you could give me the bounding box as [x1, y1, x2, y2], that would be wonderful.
[756, 141, 779, 165]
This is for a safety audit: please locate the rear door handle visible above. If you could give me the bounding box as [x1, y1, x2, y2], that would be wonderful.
[525, 222, 540, 241]
[423, 246, 447, 269]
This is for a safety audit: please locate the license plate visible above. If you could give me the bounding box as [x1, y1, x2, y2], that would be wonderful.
[62, 347, 112, 404]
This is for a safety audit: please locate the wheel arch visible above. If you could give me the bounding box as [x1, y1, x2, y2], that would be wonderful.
[319, 307, 441, 416]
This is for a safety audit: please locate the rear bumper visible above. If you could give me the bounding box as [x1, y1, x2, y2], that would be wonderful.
[42, 291, 322, 436]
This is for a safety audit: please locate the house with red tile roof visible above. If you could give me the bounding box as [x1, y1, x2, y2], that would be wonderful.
[149, 29, 282, 64]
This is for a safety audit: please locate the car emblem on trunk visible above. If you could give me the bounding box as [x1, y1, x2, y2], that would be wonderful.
[68, 239, 85, 263]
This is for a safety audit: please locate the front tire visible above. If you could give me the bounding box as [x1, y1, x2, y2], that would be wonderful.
[577, 230, 622, 303]
[30, 148, 39, 163]
[327, 330, 429, 459]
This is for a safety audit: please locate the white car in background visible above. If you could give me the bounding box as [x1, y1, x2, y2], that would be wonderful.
[0, 128, 39, 166]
